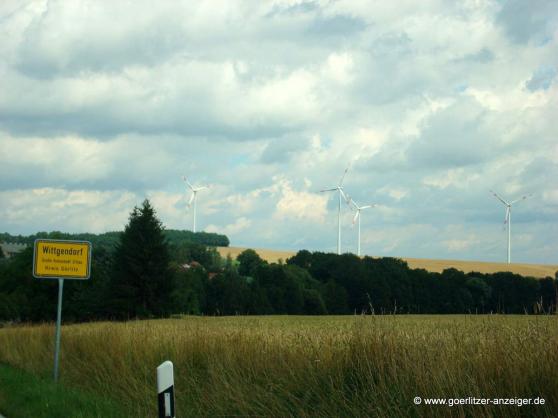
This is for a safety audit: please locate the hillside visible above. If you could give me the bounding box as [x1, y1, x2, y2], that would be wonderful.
[216, 246, 558, 279]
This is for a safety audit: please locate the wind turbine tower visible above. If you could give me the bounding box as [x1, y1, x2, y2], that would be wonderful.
[320, 166, 350, 255]
[490, 190, 531, 264]
[348, 197, 375, 257]
[183, 177, 208, 233]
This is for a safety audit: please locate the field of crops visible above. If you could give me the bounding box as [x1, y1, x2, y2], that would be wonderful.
[1, 315, 557, 417]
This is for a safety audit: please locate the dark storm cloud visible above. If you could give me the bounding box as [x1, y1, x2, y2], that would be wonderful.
[406, 98, 495, 168]
[0, 108, 296, 141]
[260, 135, 310, 164]
[14, 1, 187, 78]
[305, 14, 368, 38]
[496, 0, 558, 44]
[17, 22, 185, 79]
[0, 134, 261, 193]
[266, 0, 368, 38]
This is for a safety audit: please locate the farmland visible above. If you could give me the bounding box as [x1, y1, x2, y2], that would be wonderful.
[217, 246, 558, 278]
[1, 315, 557, 417]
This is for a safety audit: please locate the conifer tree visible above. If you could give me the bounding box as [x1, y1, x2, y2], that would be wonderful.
[110, 200, 173, 318]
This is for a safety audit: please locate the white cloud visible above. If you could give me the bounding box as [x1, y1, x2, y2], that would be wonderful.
[324, 52, 354, 84]
[378, 186, 409, 201]
[206, 217, 251, 236]
[423, 168, 481, 190]
[273, 177, 328, 223]
[0, 188, 137, 233]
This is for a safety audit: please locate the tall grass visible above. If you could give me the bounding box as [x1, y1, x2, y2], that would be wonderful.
[1, 315, 557, 417]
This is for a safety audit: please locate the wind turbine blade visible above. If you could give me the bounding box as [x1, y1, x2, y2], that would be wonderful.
[183, 176, 194, 191]
[338, 165, 350, 187]
[339, 188, 350, 203]
[504, 206, 510, 225]
[510, 193, 532, 205]
[352, 210, 360, 225]
[347, 197, 357, 208]
[360, 205, 374, 210]
[490, 190, 509, 206]
[320, 188, 337, 192]
[187, 193, 195, 207]
[195, 186, 208, 192]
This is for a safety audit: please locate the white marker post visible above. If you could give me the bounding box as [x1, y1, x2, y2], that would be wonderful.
[33, 239, 92, 382]
[157, 361, 175, 418]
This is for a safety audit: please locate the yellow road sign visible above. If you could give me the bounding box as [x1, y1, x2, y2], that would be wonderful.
[33, 239, 92, 279]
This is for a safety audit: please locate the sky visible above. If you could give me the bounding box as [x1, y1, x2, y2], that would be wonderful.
[1, 0, 557, 264]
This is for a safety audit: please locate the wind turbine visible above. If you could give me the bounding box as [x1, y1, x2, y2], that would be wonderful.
[320, 166, 350, 255]
[490, 190, 531, 264]
[347, 197, 375, 257]
[183, 177, 208, 233]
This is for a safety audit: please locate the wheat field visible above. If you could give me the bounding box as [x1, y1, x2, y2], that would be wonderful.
[0, 315, 557, 417]
[216, 246, 558, 278]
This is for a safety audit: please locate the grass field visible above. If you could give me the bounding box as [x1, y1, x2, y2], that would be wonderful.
[216, 246, 558, 278]
[0, 315, 557, 417]
[0, 363, 124, 418]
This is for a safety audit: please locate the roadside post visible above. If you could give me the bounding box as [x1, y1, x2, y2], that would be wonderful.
[33, 239, 92, 382]
[157, 361, 175, 418]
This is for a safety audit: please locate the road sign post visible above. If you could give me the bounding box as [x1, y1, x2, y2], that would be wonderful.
[53, 278, 64, 381]
[33, 239, 92, 382]
[157, 361, 175, 418]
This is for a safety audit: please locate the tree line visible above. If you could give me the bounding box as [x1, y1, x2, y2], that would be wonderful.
[0, 200, 556, 322]
[0, 228, 229, 250]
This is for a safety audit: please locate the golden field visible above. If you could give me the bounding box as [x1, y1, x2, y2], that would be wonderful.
[0, 315, 557, 417]
[216, 246, 558, 278]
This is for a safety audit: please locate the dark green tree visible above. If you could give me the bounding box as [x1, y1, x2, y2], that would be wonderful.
[302, 289, 327, 314]
[465, 276, 491, 313]
[169, 242, 222, 271]
[67, 246, 115, 321]
[109, 200, 173, 318]
[534, 277, 556, 314]
[206, 268, 251, 315]
[287, 250, 312, 269]
[323, 279, 349, 314]
[0, 292, 18, 320]
[0, 245, 4, 259]
[237, 249, 265, 277]
[170, 265, 208, 315]
[0, 247, 58, 321]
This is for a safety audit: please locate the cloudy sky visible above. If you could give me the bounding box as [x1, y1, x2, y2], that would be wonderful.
[1, 0, 557, 263]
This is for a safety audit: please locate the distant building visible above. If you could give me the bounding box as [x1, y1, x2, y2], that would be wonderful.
[179, 261, 203, 271]
[0, 242, 27, 258]
[178, 261, 222, 280]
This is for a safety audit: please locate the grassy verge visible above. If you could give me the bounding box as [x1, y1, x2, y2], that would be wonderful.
[0, 363, 125, 418]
